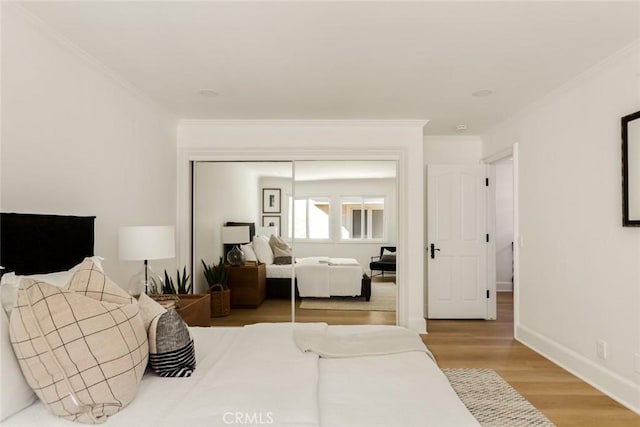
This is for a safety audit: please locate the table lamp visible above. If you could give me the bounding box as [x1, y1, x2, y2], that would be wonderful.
[222, 226, 250, 266]
[118, 225, 175, 295]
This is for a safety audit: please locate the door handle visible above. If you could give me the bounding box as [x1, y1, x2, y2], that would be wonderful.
[430, 243, 441, 259]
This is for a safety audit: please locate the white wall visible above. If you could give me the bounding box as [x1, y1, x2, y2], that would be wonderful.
[177, 120, 426, 331]
[0, 6, 177, 288]
[193, 162, 259, 293]
[495, 160, 514, 290]
[424, 135, 483, 164]
[483, 42, 640, 412]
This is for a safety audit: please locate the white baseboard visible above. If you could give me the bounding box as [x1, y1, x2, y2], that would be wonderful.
[516, 324, 640, 415]
[408, 316, 426, 334]
[496, 281, 513, 292]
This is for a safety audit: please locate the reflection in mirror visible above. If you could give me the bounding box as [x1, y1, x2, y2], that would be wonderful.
[292, 160, 398, 325]
[193, 161, 294, 325]
[622, 111, 640, 226]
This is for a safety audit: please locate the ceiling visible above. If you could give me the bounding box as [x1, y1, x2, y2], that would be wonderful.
[14, 1, 640, 135]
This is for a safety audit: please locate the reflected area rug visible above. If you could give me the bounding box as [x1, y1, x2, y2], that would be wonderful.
[299, 282, 396, 311]
[443, 368, 555, 427]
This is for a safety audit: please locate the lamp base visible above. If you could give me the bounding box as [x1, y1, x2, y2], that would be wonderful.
[128, 262, 163, 296]
[226, 245, 245, 266]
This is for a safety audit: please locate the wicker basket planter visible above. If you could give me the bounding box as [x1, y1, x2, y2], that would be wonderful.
[210, 284, 231, 317]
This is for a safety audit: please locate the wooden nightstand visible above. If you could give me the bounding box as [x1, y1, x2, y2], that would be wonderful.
[225, 263, 266, 307]
[176, 294, 211, 326]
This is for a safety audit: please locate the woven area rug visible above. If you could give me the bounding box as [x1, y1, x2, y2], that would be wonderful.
[443, 368, 555, 427]
[298, 282, 395, 311]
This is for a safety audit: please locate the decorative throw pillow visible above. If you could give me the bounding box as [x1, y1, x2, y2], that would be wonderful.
[252, 235, 274, 265]
[269, 235, 292, 264]
[66, 259, 134, 305]
[138, 294, 196, 378]
[138, 293, 167, 331]
[268, 235, 290, 252]
[0, 309, 36, 422]
[381, 249, 396, 262]
[240, 243, 258, 262]
[9, 276, 148, 423]
[273, 256, 292, 265]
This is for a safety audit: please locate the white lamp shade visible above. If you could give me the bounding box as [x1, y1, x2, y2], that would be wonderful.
[118, 226, 175, 261]
[222, 226, 250, 244]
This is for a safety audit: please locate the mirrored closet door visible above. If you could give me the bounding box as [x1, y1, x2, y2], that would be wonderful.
[191, 160, 398, 326]
[193, 161, 294, 325]
[292, 161, 398, 325]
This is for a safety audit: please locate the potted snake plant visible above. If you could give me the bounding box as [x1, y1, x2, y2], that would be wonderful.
[163, 266, 193, 294]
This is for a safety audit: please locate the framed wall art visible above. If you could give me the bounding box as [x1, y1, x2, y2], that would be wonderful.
[262, 215, 281, 234]
[262, 188, 281, 213]
[622, 110, 640, 226]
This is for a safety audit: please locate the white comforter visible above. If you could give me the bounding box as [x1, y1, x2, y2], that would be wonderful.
[4, 324, 479, 427]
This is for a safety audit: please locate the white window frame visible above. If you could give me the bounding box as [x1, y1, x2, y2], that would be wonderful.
[340, 196, 386, 241]
[288, 196, 331, 241]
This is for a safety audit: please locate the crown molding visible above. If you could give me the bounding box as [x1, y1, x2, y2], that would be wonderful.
[179, 119, 429, 128]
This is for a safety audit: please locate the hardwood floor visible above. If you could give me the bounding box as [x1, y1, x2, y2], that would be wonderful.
[209, 287, 639, 426]
[211, 276, 397, 327]
[210, 296, 396, 326]
[423, 292, 639, 427]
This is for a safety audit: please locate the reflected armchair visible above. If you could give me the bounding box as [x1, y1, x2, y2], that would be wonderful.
[369, 246, 396, 277]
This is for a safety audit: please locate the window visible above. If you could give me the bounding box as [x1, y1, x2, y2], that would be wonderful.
[288, 197, 330, 239]
[341, 197, 385, 240]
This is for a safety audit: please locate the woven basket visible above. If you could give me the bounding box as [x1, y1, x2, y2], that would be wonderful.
[210, 285, 230, 317]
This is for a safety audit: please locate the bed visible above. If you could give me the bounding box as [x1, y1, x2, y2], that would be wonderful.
[265, 258, 372, 301]
[222, 222, 371, 300]
[0, 213, 479, 427]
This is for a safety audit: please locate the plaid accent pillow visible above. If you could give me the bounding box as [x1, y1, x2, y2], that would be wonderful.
[8, 263, 148, 424]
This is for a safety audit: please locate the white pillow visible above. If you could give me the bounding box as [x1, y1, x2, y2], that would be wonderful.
[252, 236, 274, 265]
[0, 256, 105, 317]
[241, 243, 258, 262]
[382, 249, 396, 256]
[0, 309, 36, 421]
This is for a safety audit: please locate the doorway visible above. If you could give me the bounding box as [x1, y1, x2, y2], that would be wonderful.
[485, 143, 519, 329]
[493, 157, 514, 293]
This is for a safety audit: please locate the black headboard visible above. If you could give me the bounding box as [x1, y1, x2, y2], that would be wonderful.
[0, 213, 95, 274]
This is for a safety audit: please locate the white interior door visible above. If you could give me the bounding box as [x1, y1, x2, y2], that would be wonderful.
[427, 164, 489, 319]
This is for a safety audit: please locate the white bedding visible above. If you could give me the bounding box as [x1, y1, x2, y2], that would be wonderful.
[4, 324, 479, 427]
[266, 264, 296, 279]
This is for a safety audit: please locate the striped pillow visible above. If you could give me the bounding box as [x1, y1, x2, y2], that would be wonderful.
[148, 309, 196, 377]
[138, 294, 196, 377]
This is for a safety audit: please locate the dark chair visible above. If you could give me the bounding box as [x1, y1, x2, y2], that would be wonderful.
[369, 246, 396, 277]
